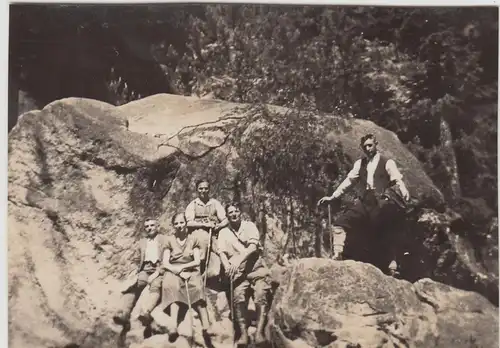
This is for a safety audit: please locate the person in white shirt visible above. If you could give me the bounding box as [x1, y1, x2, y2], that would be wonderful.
[113, 218, 166, 328]
[217, 202, 272, 347]
[317, 134, 410, 275]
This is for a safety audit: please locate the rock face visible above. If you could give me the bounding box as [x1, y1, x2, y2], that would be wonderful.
[270, 258, 498, 348]
[8, 98, 177, 348]
[8, 94, 497, 348]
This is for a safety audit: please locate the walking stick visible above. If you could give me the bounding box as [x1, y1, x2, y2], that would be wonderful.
[203, 227, 213, 298]
[185, 278, 194, 348]
[229, 278, 236, 344]
[328, 204, 333, 257]
[328, 203, 331, 226]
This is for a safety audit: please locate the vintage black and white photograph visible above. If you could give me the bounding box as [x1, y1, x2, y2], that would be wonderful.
[7, 2, 499, 348]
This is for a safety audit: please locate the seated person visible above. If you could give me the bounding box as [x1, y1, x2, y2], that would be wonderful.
[185, 179, 228, 280]
[217, 202, 272, 347]
[113, 218, 165, 329]
[156, 213, 214, 341]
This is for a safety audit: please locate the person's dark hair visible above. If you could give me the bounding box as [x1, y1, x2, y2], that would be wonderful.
[143, 217, 157, 225]
[195, 179, 210, 189]
[360, 133, 377, 147]
[171, 212, 187, 225]
[225, 201, 242, 213]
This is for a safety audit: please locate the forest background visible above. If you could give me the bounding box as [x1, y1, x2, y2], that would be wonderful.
[8, 5, 498, 236]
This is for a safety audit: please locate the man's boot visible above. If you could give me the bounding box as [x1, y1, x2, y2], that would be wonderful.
[137, 312, 153, 326]
[137, 291, 160, 326]
[254, 303, 268, 345]
[113, 310, 131, 327]
[113, 293, 136, 329]
[233, 302, 249, 347]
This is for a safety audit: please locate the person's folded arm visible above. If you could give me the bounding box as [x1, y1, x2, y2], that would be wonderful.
[219, 251, 231, 272]
[177, 248, 202, 272]
[214, 200, 229, 231]
[161, 249, 181, 274]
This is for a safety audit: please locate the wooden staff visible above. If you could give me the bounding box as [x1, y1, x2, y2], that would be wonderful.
[328, 204, 333, 257]
[202, 227, 213, 299]
[229, 278, 236, 344]
[185, 279, 194, 348]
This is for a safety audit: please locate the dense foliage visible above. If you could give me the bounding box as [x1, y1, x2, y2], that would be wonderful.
[10, 4, 498, 218]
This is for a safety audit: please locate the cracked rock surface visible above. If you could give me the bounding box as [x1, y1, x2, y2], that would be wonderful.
[270, 259, 498, 348]
[8, 94, 498, 348]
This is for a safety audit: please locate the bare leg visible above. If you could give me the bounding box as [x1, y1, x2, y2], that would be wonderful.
[167, 303, 180, 342]
[138, 282, 161, 326]
[113, 275, 148, 327]
[170, 303, 180, 327]
[194, 301, 214, 335]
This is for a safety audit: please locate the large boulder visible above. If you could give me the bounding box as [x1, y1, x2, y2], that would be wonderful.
[8, 98, 176, 348]
[8, 94, 496, 348]
[270, 258, 498, 348]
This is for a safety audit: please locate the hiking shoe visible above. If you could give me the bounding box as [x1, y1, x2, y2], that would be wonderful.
[389, 269, 401, 278]
[202, 326, 216, 337]
[168, 330, 179, 343]
[137, 313, 153, 326]
[113, 312, 130, 327]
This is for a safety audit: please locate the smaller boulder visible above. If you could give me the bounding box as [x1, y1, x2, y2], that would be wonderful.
[270, 258, 498, 348]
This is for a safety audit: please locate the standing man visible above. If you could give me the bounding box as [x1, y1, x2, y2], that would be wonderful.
[113, 218, 166, 328]
[317, 134, 410, 274]
[217, 202, 272, 347]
